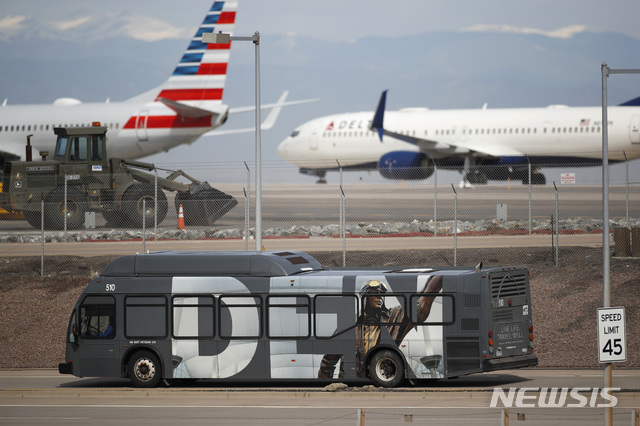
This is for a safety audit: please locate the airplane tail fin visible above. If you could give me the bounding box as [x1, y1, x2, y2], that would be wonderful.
[370, 90, 388, 141]
[155, 1, 237, 109]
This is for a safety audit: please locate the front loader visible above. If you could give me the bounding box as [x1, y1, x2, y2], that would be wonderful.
[0, 124, 237, 230]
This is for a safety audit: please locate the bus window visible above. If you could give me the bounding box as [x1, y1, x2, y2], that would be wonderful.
[219, 296, 261, 339]
[410, 294, 455, 325]
[125, 296, 167, 338]
[361, 292, 407, 325]
[267, 296, 311, 338]
[172, 296, 215, 339]
[80, 295, 115, 339]
[314, 295, 358, 338]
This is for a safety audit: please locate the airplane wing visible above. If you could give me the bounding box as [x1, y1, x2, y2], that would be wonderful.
[369, 91, 524, 158]
[204, 90, 319, 136]
[157, 97, 219, 119]
[228, 90, 319, 114]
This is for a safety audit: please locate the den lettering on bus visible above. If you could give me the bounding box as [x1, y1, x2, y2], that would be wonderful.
[169, 275, 446, 381]
[490, 387, 620, 408]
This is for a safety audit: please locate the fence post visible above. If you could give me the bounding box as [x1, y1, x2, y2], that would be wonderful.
[433, 162, 437, 236]
[64, 174, 68, 235]
[501, 408, 509, 426]
[154, 169, 158, 240]
[41, 196, 44, 277]
[244, 161, 251, 250]
[142, 198, 146, 253]
[338, 161, 345, 267]
[528, 159, 532, 235]
[554, 182, 559, 266]
[451, 184, 457, 267]
[356, 408, 365, 426]
[244, 188, 249, 251]
[624, 151, 630, 229]
[341, 186, 346, 267]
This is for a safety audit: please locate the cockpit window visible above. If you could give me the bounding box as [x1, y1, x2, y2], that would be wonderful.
[290, 130, 300, 138]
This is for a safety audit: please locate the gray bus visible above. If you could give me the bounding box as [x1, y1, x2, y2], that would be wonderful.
[59, 251, 537, 388]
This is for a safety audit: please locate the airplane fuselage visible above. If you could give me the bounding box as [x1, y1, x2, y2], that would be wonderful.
[278, 105, 640, 172]
[0, 101, 218, 162]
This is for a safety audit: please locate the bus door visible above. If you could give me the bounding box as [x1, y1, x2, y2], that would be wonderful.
[77, 295, 120, 377]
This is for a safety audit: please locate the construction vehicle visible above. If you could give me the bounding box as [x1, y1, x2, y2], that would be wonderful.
[0, 124, 237, 230]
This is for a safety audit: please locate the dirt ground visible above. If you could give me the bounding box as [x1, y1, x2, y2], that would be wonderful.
[1, 247, 638, 369]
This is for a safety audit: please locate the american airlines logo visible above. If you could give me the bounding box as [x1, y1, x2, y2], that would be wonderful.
[490, 387, 619, 408]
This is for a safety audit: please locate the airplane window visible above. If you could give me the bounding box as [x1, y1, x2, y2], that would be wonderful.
[290, 130, 299, 137]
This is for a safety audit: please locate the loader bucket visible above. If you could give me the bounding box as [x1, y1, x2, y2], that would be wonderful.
[174, 182, 237, 226]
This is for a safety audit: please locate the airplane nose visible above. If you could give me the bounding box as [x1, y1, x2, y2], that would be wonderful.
[277, 138, 290, 159]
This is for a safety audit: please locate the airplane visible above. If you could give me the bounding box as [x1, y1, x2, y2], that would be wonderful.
[277, 90, 640, 185]
[0, 0, 311, 169]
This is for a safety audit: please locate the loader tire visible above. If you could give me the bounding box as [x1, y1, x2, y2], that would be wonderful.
[121, 184, 168, 228]
[43, 187, 87, 230]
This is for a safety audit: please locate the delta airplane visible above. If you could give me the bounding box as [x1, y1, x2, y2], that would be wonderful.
[0, 1, 310, 169]
[278, 90, 640, 185]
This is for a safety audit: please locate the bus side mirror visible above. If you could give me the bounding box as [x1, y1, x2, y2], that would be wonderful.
[71, 324, 79, 346]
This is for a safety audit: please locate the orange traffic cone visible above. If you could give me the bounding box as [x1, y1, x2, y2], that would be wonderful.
[177, 204, 185, 230]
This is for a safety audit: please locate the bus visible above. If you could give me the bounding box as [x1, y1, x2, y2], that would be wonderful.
[58, 250, 537, 388]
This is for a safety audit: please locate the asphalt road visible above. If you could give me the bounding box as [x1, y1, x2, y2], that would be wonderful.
[1, 369, 639, 425]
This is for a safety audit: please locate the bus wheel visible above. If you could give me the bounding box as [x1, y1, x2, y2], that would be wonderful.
[369, 350, 404, 388]
[128, 351, 162, 388]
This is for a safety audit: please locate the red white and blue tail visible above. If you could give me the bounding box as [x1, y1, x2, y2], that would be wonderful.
[156, 1, 237, 110]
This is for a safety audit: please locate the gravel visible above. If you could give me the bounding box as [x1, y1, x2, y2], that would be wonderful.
[1, 247, 638, 369]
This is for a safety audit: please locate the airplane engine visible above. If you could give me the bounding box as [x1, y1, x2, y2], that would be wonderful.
[378, 151, 434, 180]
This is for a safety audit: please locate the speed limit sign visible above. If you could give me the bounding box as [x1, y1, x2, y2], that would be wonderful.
[597, 307, 626, 363]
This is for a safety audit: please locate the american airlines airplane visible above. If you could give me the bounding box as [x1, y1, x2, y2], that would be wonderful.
[0, 1, 306, 169]
[278, 90, 640, 184]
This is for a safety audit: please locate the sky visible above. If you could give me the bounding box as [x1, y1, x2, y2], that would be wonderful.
[2, 0, 640, 42]
[1, 0, 640, 184]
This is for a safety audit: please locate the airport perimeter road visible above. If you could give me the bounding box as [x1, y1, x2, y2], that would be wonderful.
[0, 233, 607, 257]
[1, 369, 639, 425]
[1, 184, 636, 232]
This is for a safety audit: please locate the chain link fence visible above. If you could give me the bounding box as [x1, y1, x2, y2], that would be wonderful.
[1, 160, 639, 275]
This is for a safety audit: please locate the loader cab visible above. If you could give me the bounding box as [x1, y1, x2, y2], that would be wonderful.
[54, 124, 107, 166]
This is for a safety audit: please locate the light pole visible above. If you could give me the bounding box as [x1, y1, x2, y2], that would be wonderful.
[203, 30, 262, 251]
